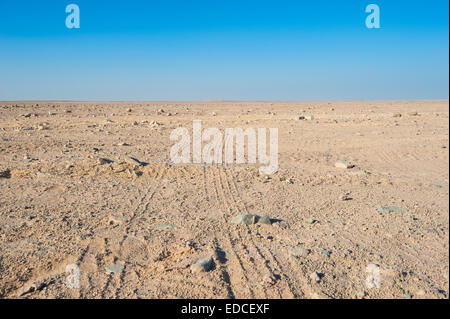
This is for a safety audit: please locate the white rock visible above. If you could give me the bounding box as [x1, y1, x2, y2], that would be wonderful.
[335, 160, 354, 169]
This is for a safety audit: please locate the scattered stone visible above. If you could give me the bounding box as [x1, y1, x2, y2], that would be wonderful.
[37, 123, 49, 130]
[108, 215, 128, 225]
[261, 273, 278, 286]
[190, 257, 214, 273]
[318, 249, 332, 257]
[98, 158, 114, 165]
[393, 113, 402, 118]
[335, 160, 354, 169]
[377, 206, 407, 214]
[296, 116, 305, 120]
[117, 142, 130, 146]
[155, 223, 175, 230]
[289, 246, 311, 258]
[0, 169, 11, 179]
[150, 120, 163, 127]
[105, 263, 124, 273]
[258, 215, 272, 225]
[230, 214, 272, 225]
[305, 115, 314, 121]
[231, 214, 257, 225]
[339, 193, 351, 201]
[310, 272, 322, 283]
[126, 108, 132, 112]
[306, 218, 317, 224]
[408, 111, 419, 116]
[129, 157, 148, 167]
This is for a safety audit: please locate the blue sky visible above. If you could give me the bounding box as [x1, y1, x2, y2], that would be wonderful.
[0, 0, 448, 101]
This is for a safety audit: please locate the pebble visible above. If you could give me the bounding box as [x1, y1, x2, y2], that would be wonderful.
[108, 215, 128, 225]
[105, 263, 125, 273]
[335, 160, 354, 169]
[155, 223, 175, 230]
[339, 193, 351, 201]
[310, 272, 322, 283]
[231, 214, 272, 225]
[37, 123, 49, 130]
[377, 206, 407, 214]
[128, 157, 148, 166]
[393, 113, 402, 118]
[318, 249, 332, 257]
[190, 257, 214, 273]
[0, 169, 11, 178]
[261, 273, 277, 286]
[98, 158, 113, 165]
[289, 246, 311, 258]
[231, 214, 257, 225]
[258, 215, 272, 225]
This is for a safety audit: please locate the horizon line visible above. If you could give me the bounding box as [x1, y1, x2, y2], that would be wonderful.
[1, 98, 449, 103]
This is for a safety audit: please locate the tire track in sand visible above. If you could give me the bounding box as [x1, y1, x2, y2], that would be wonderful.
[223, 168, 300, 298]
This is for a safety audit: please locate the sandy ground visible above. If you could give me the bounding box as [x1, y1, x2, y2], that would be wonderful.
[0, 100, 448, 299]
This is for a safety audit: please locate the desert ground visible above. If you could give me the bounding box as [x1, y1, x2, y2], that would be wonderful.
[0, 100, 448, 299]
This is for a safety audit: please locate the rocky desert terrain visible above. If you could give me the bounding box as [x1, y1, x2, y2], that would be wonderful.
[0, 100, 448, 299]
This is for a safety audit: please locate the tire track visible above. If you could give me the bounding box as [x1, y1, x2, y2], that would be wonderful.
[223, 168, 299, 298]
[110, 174, 166, 297]
[205, 166, 255, 298]
[215, 167, 267, 298]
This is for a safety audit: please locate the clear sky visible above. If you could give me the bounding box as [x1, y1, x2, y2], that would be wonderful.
[0, 0, 448, 101]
